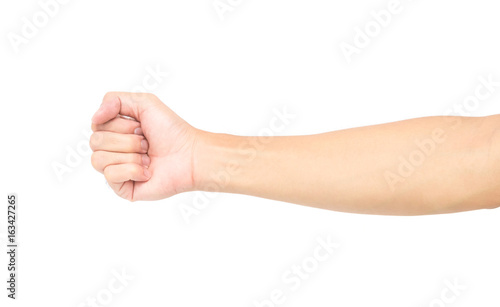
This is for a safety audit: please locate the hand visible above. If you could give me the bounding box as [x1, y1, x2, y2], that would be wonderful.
[90, 92, 199, 201]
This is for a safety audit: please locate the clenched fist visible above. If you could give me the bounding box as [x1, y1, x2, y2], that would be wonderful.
[90, 92, 199, 201]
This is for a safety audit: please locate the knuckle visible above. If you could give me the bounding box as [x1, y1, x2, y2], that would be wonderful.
[89, 132, 104, 150]
[89, 134, 96, 150]
[103, 92, 115, 101]
[130, 92, 145, 105]
[146, 93, 157, 100]
[91, 151, 108, 171]
[133, 92, 157, 106]
[90, 152, 100, 170]
[148, 93, 161, 105]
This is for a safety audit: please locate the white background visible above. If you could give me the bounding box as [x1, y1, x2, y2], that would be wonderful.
[1, 0, 500, 306]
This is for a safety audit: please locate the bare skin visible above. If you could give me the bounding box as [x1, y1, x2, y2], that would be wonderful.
[90, 92, 500, 215]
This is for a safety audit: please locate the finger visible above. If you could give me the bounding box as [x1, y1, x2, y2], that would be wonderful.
[104, 163, 151, 183]
[90, 131, 149, 153]
[92, 92, 158, 125]
[91, 116, 142, 134]
[104, 163, 152, 197]
[92, 95, 120, 125]
[91, 151, 151, 174]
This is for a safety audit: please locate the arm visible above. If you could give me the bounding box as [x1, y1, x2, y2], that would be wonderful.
[193, 116, 500, 215]
[90, 92, 500, 215]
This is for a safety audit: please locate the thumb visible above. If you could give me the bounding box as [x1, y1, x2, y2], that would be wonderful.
[91, 92, 149, 125]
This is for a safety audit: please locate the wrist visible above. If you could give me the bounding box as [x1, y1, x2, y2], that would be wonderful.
[191, 130, 242, 192]
[481, 115, 500, 209]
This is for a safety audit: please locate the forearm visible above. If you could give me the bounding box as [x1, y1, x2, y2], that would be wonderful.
[193, 115, 500, 215]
